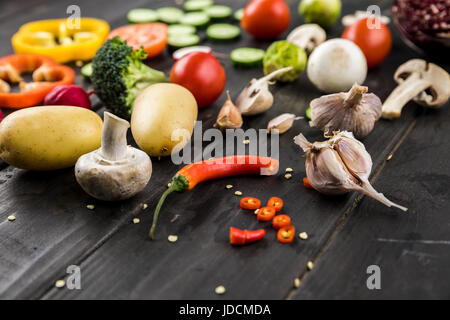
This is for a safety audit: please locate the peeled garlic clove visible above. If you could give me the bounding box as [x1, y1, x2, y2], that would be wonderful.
[310, 83, 382, 139]
[236, 66, 293, 116]
[294, 131, 407, 211]
[214, 91, 243, 130]
[267, 113, 302, 134]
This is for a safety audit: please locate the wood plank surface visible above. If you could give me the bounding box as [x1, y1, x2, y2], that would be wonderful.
[0, 0, 448, 300]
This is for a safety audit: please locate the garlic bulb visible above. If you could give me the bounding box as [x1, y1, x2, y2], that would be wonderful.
[310, 83, 382, 139]
[294, 131, 407, 211]
[267, 113, 302, 134]
[236, 66, 293, 116]
[214, 91, 243, 130]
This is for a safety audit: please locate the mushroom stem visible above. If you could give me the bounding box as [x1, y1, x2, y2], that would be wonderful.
[100, 111, 130, 161]
[258, 66, 294, 84]
[381, 74, 431, 120]
[344, 83, 368, 108]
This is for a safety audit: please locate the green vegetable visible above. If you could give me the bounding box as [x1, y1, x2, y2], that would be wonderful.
[127, 8, 159, 23]
[263, 40, 307, 82]
[298, 0, 341, 28]
[231, 48, 265, 67]
[305, 106, 311, 120]
[204, 5, 232, 19]
[156, 7, 184, 24]
[180, 12, 210, 27]
[234, 8, 244, 21]
[206, 23, 240, 41]
[81, 62, 93, 78]
[168, 24, 197, 36]
[184, 0, 214, 11]
[91, 37, 166, 119]
[168, 34, 200, 48]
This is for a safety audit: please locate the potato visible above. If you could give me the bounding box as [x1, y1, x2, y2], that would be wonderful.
[0, 106, 102, 171]
[131, 83, 198, 157]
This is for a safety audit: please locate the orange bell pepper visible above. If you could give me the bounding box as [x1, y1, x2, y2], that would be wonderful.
[0, 54, 75, 108]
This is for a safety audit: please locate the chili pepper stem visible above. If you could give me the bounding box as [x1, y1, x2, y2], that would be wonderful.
[149, 186, 176, 240]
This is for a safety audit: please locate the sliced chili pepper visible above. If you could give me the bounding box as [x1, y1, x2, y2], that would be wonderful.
[230, 227, 266, 245]
[149, 155, 279, 239]
[272, 214, 291, 230]
[303, 177, 313, 189]
[267, 196, 283, 212]
[257, 206, 276, 222]
[0, 54, 74, 108]
[277, 225, 296, 244]
[240, 197, 261, 210]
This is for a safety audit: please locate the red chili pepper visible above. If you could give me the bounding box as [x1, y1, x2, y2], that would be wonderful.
[257, 206, 276, 222]
[303, 177, 313, 189]
[230, 227, 266, 245]
[272, 214, 291, 229]
[267, 196, 283, 212]
[149, 155, 279, 239]
[240, 197, 261, 210]
[277, 225, 296, 243]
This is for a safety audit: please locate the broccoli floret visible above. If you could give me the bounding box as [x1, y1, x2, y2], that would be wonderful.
[91, 37, 166, 118]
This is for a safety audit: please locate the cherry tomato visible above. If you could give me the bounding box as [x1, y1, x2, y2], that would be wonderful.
[241, 0, 291, 39]
[342, 17, 392, 68]
[272, 214, 291, 230]
[230, 227, 266, 245]
[170, 52, 226, 108]
[257, 206, 276, 222]
[277, 225, 295, 243]
[108, 23, 168, 58]
[240, 197, 261, 210]
[303, 177, 313, 189]
[267, 196, 283, 212]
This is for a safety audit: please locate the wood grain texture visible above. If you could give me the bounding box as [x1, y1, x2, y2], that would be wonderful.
[0, 0, 448, 300]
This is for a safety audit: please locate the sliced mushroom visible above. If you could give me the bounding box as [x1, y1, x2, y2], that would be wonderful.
[382, 59, 450, 119]
[286, 24, 326, 55]
[342, 10, 390, 27]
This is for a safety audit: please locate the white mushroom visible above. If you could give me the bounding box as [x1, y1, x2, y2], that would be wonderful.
[382, 59, 450, 120]
[236, 66, 293, 116]
[75, 112, 152, 201]
[286, 24, 326, 55]
[307, 39, 367, 93]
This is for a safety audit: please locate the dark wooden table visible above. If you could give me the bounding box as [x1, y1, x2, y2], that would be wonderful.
[0, 0, 449, 300]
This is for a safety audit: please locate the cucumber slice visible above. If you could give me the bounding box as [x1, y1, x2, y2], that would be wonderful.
[81, 62, 93, 78]
[305, 107, 312, 120]
[204, 5, 232, 19]
[234, 8, 244, 21]
[156, 7, 184, 24]
[173, 46, 212, 60]
[127, 8, 158, 24]
[206, 23, 240, 41]
[184, 0, 213, 11]
[168, 34, 200, 48]
[230, 48, 265, 67]
[168, 24, 197, 36]
[180, 12, 210, 27]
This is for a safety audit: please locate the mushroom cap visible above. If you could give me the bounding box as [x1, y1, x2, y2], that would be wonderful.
[394, 59, 450, 107]
[286, 24, 326, 55]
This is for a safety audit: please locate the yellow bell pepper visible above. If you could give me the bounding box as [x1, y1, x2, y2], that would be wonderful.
[12, 18, 110, 63]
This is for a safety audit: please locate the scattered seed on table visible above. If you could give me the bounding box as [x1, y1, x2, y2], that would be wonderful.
[294, 278, 301, 288]
[243, 139, 250, 145]
[226, 184, 233, 189]
[284, 173, 292, 179]
[167, 183, 172, 188]
[215, 285, 226, 295]
[7, 215, 16, 222]
[254, 209, 259, 215]
[387, 154, 393, 161]
[55, 280, 65, 288]
[86, 204, 95, 210]
[234, 191, 242, 196]
[75, 60, 83, 67]
[168, 235, 178, 243]
[141, 203, 148, 210]
[133, 218, 140, 224]
[307, 261, 314, 270]
[285, 168, 293, 173]
[299, 232, 308, 240]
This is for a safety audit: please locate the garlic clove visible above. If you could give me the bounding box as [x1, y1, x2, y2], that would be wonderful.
[236, 66, 293, 116]
[214, 91, 243, 130]
[267, 113, 302, 134]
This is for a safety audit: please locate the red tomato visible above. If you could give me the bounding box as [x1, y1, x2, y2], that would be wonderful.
[342, 17, 392, 68]
[170, 52, 226, 108]
[108, 23, 168, 58]
[241, 0, 290, 39]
